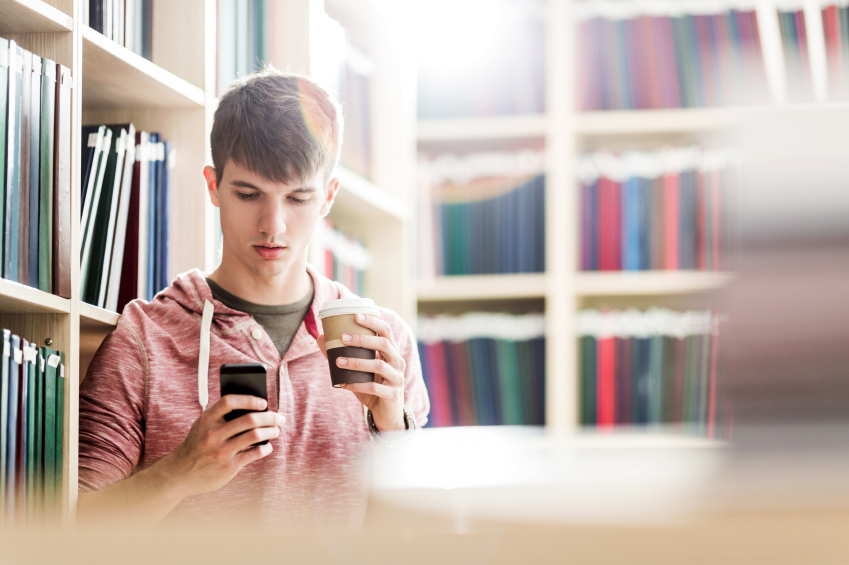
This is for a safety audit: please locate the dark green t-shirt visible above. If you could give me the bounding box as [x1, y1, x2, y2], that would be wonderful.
[206, 277, 315, 358]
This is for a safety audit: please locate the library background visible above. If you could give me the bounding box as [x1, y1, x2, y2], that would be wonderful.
[0, 0, 847, 541]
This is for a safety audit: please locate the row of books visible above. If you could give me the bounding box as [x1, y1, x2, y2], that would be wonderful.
[87, 0, 153, 59]
[216, 0, 269, 96]
[1, 329, 65, 525]
[417, 1, 545, 118]
[417, 313, 546, 427]
[578, 147, 737, 271]
[81, 125, 171, 311]
[418, 150, 547, 277]
[1, 39, 72, 298]
[576, 0, 770, 110]
[308, 219, 370, 296]
[578, 309, 722, 436]
[779, 5, 816, 102]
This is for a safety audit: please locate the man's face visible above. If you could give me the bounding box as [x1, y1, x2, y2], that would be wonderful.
[206, 159, 337, 278]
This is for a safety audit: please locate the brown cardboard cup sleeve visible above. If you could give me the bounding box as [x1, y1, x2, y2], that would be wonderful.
[319, 298, 381, 388]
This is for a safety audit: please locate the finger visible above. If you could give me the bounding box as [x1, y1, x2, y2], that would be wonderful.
[207, 394, 268, 421]
[354, 314, 396, 345]
[222, 410, 285, 439]
[236, 442, 273, 466]
[316, 334, 327, 359]
[335, 356, 401, 386]
[339, 381, 396, 400]
[228, 424, 281, 453]
[339, 333, 403, 369]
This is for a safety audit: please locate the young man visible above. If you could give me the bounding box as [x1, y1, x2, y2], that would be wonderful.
[77, 70, 429, 527]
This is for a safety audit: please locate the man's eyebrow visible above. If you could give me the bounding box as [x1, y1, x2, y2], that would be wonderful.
[230, 180, 263, 190]
[289, 187, 318, 194]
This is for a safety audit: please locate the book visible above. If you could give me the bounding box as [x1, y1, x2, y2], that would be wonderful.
[5, 334, 20, 521]
[39, 59, 56, 294]
[55, 356, 64, 509]
[104, 123, 136, 312]
[18, 49, 31, 286]
[80, 126, 111, 295]
[4, 44, 21, 281]
[0, 330, 8, 520]
[52, 64, 71, 298]
[0, 40, 9, 274]
[42, 349, 59, 513]
[80, 127, 116, 304]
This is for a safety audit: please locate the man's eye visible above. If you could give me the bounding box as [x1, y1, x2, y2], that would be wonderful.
[288, 196, 309, 205]
[236, 192, 259, 201]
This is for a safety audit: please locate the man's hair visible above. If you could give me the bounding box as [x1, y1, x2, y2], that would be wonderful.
[211, 68, 343, 188]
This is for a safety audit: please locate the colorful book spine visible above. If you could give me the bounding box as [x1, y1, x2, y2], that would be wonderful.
[576, 1, 769, 109]
[308, 218, 370, 296]
[417, 313, 546, 428]
[578, 146, 736, 272]
[577, 308, 727, 437]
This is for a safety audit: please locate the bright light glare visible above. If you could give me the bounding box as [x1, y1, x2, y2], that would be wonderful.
[375, 0, 511, 73]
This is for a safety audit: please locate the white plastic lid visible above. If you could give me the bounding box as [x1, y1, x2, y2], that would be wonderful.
[318, 298, 380, 319]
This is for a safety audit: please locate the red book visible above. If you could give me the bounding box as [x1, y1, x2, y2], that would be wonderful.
[696, 170, 707, 270]
[118, 131, 142, 313]
[425, 342, 451, 427]
[598, 177, 622, 270]
[823, 6, 841, 91]
[663, 172, 680, 270]
[449, 341, 476, 426]
[597, 336, 616, 427]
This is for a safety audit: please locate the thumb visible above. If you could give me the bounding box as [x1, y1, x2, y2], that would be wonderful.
[316, 334, 327, 359]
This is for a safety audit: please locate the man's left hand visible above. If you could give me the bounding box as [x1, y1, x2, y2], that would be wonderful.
[317, 313, 406, 431]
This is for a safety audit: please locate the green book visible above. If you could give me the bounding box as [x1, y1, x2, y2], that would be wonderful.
[516, 339, 536, 425]
[0, 39, 9, 270]
[648, 335, 664, 425]
[34, 349, 44, 516]
[55, 354, 64, 509]
[38, 59, 56, 293]
[42, 349, 59, 513]
[495, 339, 523, 425]
[579, 335, 595, 425]
[698, 333, 711, 432]
[80, 127, 112, 297]
[25, 344, 37, 518]
[4, 43, 22, 280]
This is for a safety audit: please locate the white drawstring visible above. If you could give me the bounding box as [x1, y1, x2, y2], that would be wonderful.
[198, 299, 214, 410]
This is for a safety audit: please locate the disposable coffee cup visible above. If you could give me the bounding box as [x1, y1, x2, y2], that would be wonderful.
[319, 298, 381, 388]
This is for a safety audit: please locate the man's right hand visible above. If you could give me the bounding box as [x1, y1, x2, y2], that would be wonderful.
[78, 394, 283, 528]
[163, 395, 284, 498]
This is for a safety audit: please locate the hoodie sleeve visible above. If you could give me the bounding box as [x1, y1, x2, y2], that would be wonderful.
[382, 309, 431, 428]
[78, 319, 147, 492]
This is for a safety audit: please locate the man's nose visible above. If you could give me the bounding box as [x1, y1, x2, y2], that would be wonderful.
[258, 202, 287, 237]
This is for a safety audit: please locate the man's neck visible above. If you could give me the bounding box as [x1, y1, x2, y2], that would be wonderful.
[207, 255, 311, 306]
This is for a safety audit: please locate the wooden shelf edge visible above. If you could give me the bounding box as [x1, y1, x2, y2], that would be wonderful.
[335, 167, 410, 220]
[417, 273, 547, 301]
[417, 114, 548, 142]
[0, 0, 73, 34]
[0, 278, 71, 315]
[82, 26, 206, 109]
[79, 301, 120, 329]
[575, 271, 733, 296]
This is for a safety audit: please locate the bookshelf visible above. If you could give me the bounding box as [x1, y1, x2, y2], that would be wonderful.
[0, 0, 416, 525]
[414, 0, 759, 431]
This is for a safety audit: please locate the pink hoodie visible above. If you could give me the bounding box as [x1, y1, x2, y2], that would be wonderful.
[78, 266, 429, 526]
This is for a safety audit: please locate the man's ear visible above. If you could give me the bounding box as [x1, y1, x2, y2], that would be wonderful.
[319, 177, 340, 216]
[204, 165, 220, 207]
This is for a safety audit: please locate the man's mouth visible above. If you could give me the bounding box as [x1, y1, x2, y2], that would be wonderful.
[254, 244, 286, 259]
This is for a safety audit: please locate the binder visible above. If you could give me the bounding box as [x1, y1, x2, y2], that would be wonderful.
[33, 348, 44, 515]
[18, 49, 31, 286]
[0, 40, 9, 273]
[40, 60, 58, 294]
[17, 339, 30, 518]
[0, 330, 9, 518]
[103, 124, 136, 311]
[80, 127, 112, 300]
[55, 357, 64, 509]
[28, 53, 42, 289]
[4, 43, 21, 281]
[6, 334, 21, 521]
[42, 349, 59, 512]
[24, 344, 37, 518]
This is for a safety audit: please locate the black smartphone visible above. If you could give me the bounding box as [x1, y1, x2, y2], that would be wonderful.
[219, 363, 269, 445]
